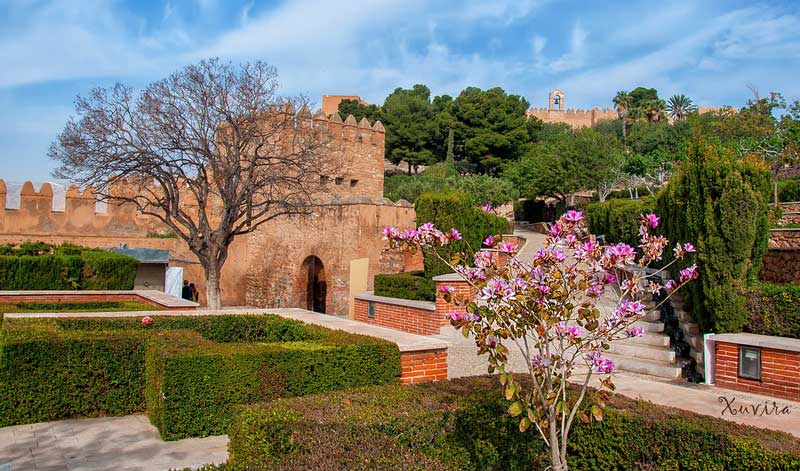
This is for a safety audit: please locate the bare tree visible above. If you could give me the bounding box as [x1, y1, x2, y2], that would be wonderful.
[50, 59, 339, 309]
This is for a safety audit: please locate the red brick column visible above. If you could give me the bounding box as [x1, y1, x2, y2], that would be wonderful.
[434, 276, 475, 327]
[715, 341, 800, 401]
[400, 348, 448, 384]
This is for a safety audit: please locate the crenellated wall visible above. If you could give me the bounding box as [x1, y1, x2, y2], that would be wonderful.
[527, 107, 619, 128]
[0, 111, 418, 313]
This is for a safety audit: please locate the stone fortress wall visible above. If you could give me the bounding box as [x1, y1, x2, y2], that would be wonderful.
[0, 109, 419, 314]
[527, 88, 618, 128]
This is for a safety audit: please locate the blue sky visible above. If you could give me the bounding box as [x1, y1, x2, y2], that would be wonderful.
[1, 0, 799, 181]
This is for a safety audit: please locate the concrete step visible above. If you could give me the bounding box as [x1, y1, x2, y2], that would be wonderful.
[676, 310, 694, 323]
[608, 342, 675, 362]
[619, 331, 670, 347]
[606, 354, 682, 380]
[686, 335, 704, 351]
[642, 309, 661, 322]
[679, 320, 700, 335]
[632, 320, 665, 333]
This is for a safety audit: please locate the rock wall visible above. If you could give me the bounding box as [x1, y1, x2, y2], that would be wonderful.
[761, 229, 800, 284]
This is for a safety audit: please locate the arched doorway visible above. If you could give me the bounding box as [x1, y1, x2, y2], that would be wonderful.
[301, 256, 326, 313]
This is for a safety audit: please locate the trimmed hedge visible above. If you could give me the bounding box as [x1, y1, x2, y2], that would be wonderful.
[373, 271, 436, 301]
[778, 178, 800, 203]
[746, 283, 800, 339]
[0, 242, 138, 290]
[1, 301, 160, 313]
[224, 376, 800, 470]
[585, 197, 654, 247]
[0, 315, 400, 440]
[415, 191, 509, 278]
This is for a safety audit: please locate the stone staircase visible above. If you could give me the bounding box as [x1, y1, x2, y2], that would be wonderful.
[606, 294, 704, 381]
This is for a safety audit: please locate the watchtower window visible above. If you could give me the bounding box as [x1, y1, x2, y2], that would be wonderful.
[350, 179, 359, 187]
[553, 95, 561, 107]
[335, 177, 344, 185]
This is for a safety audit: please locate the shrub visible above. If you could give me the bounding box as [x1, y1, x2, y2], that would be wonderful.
[585, 197, 654, 246]
[656, 139, 771, 334]
[415, 191, 509, 278]
[778, 178, 800, 202]
[384, 175, 518, 207]
[2, 301, 160, 313]
[373, 271, 436, 301]
[226, 376, 800, 470]
[0, 315, 400, 440]
[745, 283, 800, 339]
[0, 242, 137, 290]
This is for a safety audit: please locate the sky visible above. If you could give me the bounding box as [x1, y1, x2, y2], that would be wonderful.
[1, 0, 799, 182]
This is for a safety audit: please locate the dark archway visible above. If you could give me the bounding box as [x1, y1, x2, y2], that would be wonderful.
[301, 256, 326, 313]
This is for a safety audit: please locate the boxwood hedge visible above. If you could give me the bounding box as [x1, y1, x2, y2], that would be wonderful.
[373, 271, 436, 301]
[0, 242, 138, 290]
[222, 376, 800, 471]
[0, 315, 400, 440]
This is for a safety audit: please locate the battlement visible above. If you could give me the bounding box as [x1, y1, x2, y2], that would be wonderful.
[527, 106, 618, 128]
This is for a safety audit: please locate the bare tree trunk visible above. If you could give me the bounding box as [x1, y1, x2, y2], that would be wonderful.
[205, 263, 223, 310]
[774, 180, 779, 207]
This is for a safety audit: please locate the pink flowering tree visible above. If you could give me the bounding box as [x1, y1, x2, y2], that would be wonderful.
[384, 210, 697, 471]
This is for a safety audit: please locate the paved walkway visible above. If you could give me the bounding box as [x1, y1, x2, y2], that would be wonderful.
[0, 415, 226, 471]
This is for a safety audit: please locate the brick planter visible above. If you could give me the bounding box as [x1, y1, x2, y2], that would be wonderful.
[400, 348, 448, 384]
[433, 274, 476, 324]
[711, 333, 800, 401]
[353, 292, 440, 335]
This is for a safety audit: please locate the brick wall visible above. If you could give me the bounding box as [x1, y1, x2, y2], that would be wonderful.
[353, 297, 441, 335]
[715, 341, 800, 401]
[400, 348, 448, 384]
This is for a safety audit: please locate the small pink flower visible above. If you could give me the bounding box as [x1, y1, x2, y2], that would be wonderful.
[603, 273, 618, 284]
[683, 243, 696, 253]
[497, 242, 518, 254]
[627, 326, 645, 337]
[483, 235, 496, 247]
[449, 228, 462, 241]
[643, 213, 660, 229]
[141, 316, 154, 326]
[563, 210, 584, 223]
[679, 264, 699, 283]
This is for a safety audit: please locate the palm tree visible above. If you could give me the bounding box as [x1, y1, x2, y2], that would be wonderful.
[666, 94, 698, 121]
[643, 99, 667, 123]
[613, 91, 631, 139]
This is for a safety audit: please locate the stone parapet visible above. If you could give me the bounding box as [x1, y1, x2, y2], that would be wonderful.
[353, 292, 440, 336]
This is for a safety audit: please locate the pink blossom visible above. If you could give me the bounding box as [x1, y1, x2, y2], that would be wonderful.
[556, 322, 582, 339]
[664, 279, 677, 291]
[141, 316, 154, 326]
[486, 336, 499, 347]
[497, 242, 518, 254]
[643, 213, 660, 229]
[679, 264, 699, 283]
[683, 243, 696, 253]
[449, 228, 462, 241]
[627, 326, 645, 337]
[439, 285, 454, 294]
[549, 222, 563, 237]
[481, 204, 496, 214]
[483, 235, 496, 247]
[563, 210, 584, 223]
[585, 352, 615, 374]
[603, 272, 618, 284]
[586, 284, 604, 297]
[401, 229, 417, 240]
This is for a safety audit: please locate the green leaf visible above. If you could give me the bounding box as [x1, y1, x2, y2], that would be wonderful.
[519, 417, 531, 432]
[591, 405, 603, 422]
[508, 401, 524, 417]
